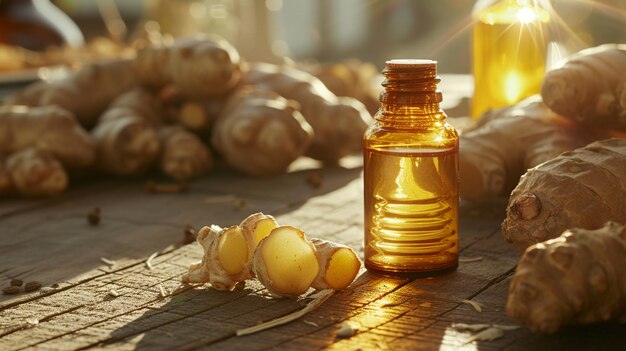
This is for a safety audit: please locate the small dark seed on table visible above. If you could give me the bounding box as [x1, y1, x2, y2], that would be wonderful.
[87, 207, 101, 225]
[10, 279, 23, 287]
[24, 282, 42, 292]
[182, 225, 196, 245]
[307, 172, 323, 188]
[2, 286, 20, 294]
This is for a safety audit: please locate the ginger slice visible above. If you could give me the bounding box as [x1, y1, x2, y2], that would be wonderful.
[182, 213, 278, 290]
[241, 213, 279, 247]
[182, 225, 248, 291]
[217, 226, 248, 276]
[311, 239, 361, 291]
[240, 213, 279, 278]
[253, 226, 320, 297]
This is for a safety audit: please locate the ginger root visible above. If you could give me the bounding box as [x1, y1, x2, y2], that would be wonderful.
[182, 212, 361, 297]
[253, 226, 320, 297]
[175, 101, 214, 134]
[91, 89, 162, 176]
[242, 63, 371, 162]
[0, 148, 68, 197]
[310, 238, 361, 291]
[459, 96, 603, 200]
[212, 88, 313, 176]
[93, 89, 213, 180]
[542, 44, 626, 131]
[182, 213, 278, 291]
[507, 222, 626, 334]
[5, 59, 138, 128]
[183, 225, 248, 291]
[239, 212, 280, 259]
[135, 35, 242, 99]
[302, 59, 380, 115]
[0, 105, 95, 171]
[502, 138, 626, 252]
[159, 126, 213, 181]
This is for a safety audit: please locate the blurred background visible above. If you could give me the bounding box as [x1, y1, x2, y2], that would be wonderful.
[46, 0, 626, 72]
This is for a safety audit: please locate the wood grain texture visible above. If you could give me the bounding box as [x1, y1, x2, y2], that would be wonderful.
[1, 159, 624, 351]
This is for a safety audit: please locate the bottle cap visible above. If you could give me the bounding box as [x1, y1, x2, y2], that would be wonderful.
[380, 59, 441, 103]
[385, 59, 437, 69]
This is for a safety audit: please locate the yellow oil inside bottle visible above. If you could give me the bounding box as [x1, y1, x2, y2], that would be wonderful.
[364, 59, 459, 276]
[472, 0, 550, 119]
[364, 147, 458, 274]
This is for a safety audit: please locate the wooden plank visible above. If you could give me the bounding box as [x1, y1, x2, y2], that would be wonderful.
[0, 164, 369, 350]
[0, 163, 362, 307]
[2, 158, 624, 350]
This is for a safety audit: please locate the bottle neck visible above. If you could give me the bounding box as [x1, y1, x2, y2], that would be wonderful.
[376, 61, 445, 127]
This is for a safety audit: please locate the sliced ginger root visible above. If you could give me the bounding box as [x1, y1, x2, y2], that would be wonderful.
[239, 213, 278, 248]
[183, 213, 360, 297]
[182, 213, 278, 290]
[182, 225, 246, 291]
[217, 226, 249, 276]
[311, 239, 361, 291]
[253, 226, 320, 297]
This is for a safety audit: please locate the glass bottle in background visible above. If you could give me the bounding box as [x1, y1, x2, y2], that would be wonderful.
[0, 0, 83, 51]
[364, 60, 459, 276]
[471, 0, 550, 119]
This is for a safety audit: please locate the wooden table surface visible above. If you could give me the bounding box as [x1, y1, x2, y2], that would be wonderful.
[1, 156, 625, 351]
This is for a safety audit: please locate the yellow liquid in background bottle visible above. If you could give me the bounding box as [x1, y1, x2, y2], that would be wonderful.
[472, 0, 550, 119]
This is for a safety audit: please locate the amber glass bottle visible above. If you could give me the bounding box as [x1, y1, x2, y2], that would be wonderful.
[364, 60, 459, 276]
[0, 0, 83, 51]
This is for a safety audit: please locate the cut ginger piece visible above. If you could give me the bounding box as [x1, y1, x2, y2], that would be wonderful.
[217, 226, 248, 276]
[241, 213, 279, 247]
[183, 213, 361, 296]
[182, 225, 250, 291]
[253, 226, 319, 297]
[182, 213, 278, 290]
[311, 239, 361, 291]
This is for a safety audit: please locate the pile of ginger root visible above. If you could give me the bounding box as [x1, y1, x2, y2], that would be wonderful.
[0, 34, 374, 197]
[459, 44, 626, 334]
